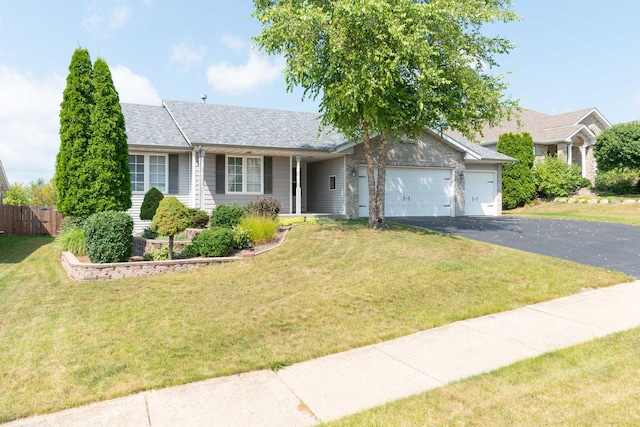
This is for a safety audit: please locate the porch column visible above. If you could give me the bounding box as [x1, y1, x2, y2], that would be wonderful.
[295, 153, 302, 215]
[567, 141, 573, 165]
[580, 145, 588, 178]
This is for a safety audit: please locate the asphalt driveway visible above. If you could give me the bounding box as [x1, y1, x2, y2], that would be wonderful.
[392, 216, 640, 278]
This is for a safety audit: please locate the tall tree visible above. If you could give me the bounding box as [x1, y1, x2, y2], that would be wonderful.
[56, 48, 94, 217]
[85, 58, 131, 213]
[254, 0, 518, 227]
[497, 133, 536, 209]
[594, 123, 640, 172]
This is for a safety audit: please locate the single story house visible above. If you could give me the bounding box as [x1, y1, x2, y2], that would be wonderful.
[122, 100, 515, 232]
[0, 159, 8, 204]
[446, 108, 612, 182]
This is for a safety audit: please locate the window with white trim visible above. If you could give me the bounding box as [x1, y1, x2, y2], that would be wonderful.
[227, 156, 263, 194]
[129, 154, 168, 193]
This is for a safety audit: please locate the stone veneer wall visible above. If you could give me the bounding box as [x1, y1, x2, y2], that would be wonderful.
[60, 251, 242, 281]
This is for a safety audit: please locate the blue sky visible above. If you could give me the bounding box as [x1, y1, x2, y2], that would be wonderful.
[2, 1, 640, 184]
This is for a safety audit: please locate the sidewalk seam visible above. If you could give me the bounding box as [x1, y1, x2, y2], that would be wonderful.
[272, 370, 322, 424]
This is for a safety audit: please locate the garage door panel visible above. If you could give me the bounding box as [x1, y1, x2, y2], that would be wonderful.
[359, 167, 453, 217]
[465, 171, 497, 216]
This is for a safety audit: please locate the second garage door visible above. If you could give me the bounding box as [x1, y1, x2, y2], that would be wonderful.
[359, 167, 453, 217]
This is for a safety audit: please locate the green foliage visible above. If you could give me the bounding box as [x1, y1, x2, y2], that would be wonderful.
[594, 123, 640, 172]
[247, 197, 281, 219]
[595, 169, 640, 195]
[56, 228, 86, 256]
[497, 133, 536, 210]
[3, 178, 57, 206]
[150, 197, 190, 237]
[83, 211, 133, 263]
[56, 48, 94, 217]
[189, 227, 236, 257]
[84, 58, 131, 214]
[59, 216, 85, 233]
[278, 217, 321, 226]
[140, 227, 158, 239]
[140, 187, 164, 220]
[187, 208, 210, 228]
[532, 156, 586, 198]
[239, 214, 279, 245]
[210, 203, 247, 228]
[232, 226, 251, 250]
[253, 0, 518, 226]
[143, 245, 170, 261]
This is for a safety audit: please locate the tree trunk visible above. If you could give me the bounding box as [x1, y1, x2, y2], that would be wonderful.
[374, 133, 387, 229]
[362, 122, 387, 229]
[168, 235, 174, 260]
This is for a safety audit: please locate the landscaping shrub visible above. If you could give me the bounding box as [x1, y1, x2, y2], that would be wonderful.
[247, 197, 281, 219]
[151, 197, 191, 260]
[232, 226, 251, 250]
[532, 155, 586, 198]
[143, 245, 170, 261]
[239, 214, 279, 245]
[84, 211, 133, 263]
[140, 187, 164, 220]
[59, 216, 85, 233]
[595, 169, 640, 195]
[140, 227, 158, 239]
[210, 203, 247, 228]
[56, 227, 86, 256]
[496, 132, 536, 209]
[189, 227, 236, 257]
[188, 208, 210, 228]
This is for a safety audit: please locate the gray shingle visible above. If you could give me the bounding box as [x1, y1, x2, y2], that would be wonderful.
[162, 100, 346, 150]
[121, 103, 190, 148]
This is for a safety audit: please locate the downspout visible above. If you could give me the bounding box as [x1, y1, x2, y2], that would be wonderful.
[295, 153, 302, 215]
[191, 150, 197, 208]
[199, 147, 205, 210]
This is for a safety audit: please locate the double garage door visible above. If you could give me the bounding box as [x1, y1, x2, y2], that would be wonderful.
[358, 167, 453, 217]
[358, 167, 498, 217]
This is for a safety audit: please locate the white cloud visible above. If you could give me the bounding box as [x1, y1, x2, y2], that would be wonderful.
[111, 6, 132, 30]
[206, 52, 284, 94]
[84, 1, 132, 34]
[0, 66, 65, 183]
[170, 43, 206, 71]
[221, 35, 247, 52]
[111, 65, 161, 105]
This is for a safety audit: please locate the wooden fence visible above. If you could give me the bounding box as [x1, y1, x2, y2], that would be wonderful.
[0, 205, 64, 236]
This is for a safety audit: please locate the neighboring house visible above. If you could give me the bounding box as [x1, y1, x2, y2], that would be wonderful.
[122, 100, 515, 232]
[446, 108, 612, 182]
[0, 159, 8, 205]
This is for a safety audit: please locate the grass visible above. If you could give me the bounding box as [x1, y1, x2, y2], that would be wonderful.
[327, 327, 640, 426]
[507, 200, 640, 225]
[0, 221, 631, 422]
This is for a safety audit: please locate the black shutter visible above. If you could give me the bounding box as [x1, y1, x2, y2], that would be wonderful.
[215, 154, 225, 194]
[264, 156, 273, 194]
[168, 154, 179, 194]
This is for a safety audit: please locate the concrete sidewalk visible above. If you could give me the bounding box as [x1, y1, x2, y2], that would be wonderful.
[6, 280, 640, 426]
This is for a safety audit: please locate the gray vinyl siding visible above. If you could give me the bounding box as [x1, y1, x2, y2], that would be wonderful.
[306, 157, 345, 214]
[204, 155, 291, 214]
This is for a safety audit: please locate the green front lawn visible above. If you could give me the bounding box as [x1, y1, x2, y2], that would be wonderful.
[507, 201, 640, 225]
[328, 327, 640, 426]
[0, 222, 631, 422]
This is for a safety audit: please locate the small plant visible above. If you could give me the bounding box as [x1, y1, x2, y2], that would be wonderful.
[247, 197, 281, 219]
[187, 208, 210, 228]
[239, 214, 279, 245]
[151, 197, 191, 260]
[232, 226, 251, 250]
[59, 216, 85, 233]
[56, 227, 86, 256]
[84, 211, 133, 263]
[189, 227, 236, 257]
[140, 187, 164, 220]
[278, 217, 321, 226]
[210, 203, 247, 228]
[143, 245, 170, 261]
[140, 227, 158, 239]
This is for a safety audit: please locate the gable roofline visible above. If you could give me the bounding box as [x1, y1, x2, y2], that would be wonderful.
[162, 100, 193, 148]
[575, 107, 612, 128]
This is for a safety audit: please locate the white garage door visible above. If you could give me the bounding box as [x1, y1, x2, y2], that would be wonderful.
[359, 167, 453, 217]
[464, 171, 497, 216]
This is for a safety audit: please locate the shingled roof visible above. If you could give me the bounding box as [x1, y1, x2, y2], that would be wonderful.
[121, 103, 189, 149]
[446, 108, 610, 145]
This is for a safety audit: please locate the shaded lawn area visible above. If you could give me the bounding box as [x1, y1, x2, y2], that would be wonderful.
[327, 327, 640, 426]
[0, 221, 632, 422]
[507, 201, 640, 226]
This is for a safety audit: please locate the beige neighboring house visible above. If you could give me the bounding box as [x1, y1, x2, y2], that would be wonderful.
[0, 159, 8, 204]
[447, 108, 612, 182]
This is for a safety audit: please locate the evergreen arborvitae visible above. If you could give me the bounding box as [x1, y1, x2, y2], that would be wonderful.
[140, 187, 164, 220]
[497, 132, 537, 210]
[56, 48, 94, 217]
[85, 58, 131, 213]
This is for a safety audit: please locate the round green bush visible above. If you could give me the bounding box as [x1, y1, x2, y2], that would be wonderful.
[188, 208, 210, 228]
[532, 156, 586, 198]
[84, 211, 133, 263]
[210, 203, 247, 228]
[140, 187, 164, 220]
[190, 227, 236, 257]
[595, 169, 640, 195]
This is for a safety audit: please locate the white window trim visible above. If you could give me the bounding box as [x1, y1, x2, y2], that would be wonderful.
[329, 175, 337, 191]
[226, 155, 264, 195]
[129, 153, 168, 194]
